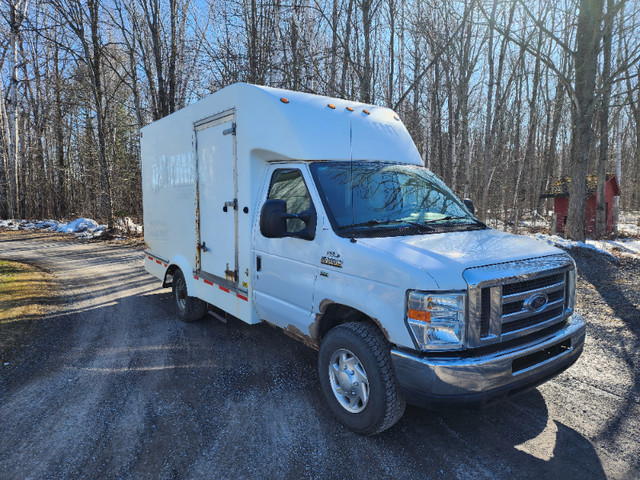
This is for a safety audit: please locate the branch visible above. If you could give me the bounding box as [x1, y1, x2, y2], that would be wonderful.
[393, 0, 475, 110]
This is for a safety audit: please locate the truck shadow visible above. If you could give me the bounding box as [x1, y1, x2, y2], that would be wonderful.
[384, 391, 606, 479]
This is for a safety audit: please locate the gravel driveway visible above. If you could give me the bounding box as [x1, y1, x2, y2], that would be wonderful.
[0, 231, 638, 479]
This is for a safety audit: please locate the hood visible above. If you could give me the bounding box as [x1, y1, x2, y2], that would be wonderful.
[358, 228, 564, 289]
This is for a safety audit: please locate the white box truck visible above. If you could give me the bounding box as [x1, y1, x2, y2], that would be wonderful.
[141, 83, 585, 434]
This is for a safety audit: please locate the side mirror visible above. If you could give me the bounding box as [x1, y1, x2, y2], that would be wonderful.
[463, 198, 475, 215]
[260, 199, 288, 238]
[260, 199, 317, 240]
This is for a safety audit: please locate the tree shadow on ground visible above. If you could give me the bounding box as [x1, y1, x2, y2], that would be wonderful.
[569, 248, 639, 459]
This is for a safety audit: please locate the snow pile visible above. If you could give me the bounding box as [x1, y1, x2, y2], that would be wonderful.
[531, 233, 640, 258]
[0, 217, 143, 239]
[617, 211, 640, 237]
[115, 217, 143, 235]
[0, 219, 59, 231]
[0, 219, 21, 230]
[604, 238, 640, 256]
[55, 218, 106, 237]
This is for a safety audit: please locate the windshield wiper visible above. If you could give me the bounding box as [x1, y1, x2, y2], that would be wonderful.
[422, 215, 464, 223]
[403, 221, 435, 231]
[338, 219, 405, 229]
[338, 219, 434, 231]
[422, 216, 486, 227]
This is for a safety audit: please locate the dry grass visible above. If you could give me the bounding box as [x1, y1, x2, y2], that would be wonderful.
[0, 260, 55, 360]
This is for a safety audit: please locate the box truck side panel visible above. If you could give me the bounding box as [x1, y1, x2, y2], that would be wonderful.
[141, 108, 197, 272]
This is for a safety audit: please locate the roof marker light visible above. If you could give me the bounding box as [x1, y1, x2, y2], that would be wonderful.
[394, 115, 400, 121]
[280, 97, 289, 104]
[363, 109, 370, 115]
[328, 103, 336, 109]
[346, 106, 354, 112]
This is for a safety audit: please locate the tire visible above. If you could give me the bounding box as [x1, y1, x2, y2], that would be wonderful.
[171, 268, 207, 322]
[318, 322, 406, 435]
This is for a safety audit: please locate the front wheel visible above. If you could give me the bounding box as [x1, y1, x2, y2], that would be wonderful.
[318, 322, 406, 435]
[171, 268, 207, 322]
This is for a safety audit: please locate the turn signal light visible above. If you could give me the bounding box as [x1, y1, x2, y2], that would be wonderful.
[408, 309, 431, 322]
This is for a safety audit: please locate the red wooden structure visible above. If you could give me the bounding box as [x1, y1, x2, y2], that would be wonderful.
[541, 174, 621, 235]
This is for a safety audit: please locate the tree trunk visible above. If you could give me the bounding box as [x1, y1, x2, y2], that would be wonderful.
[566, 0, 604, 242]
[86, 0, 114, 228]
[522, 25, 543, 216]
[329, 0, 338, 94]
[361, 0, 373, 103]
[6, 0, 28, 218]
[596, 0, 614, 237]
[481, 0, 497, 219]
[340, 0, 354, 96]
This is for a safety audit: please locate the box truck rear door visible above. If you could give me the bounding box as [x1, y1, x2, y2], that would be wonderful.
[195, 113, 238, 284]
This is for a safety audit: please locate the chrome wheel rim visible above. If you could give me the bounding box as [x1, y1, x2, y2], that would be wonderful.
[174, 275, 187, 310]
[328, 348, 370, 413]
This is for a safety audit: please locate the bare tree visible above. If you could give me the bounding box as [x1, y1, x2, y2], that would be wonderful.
[595, 0, 615, 237]
[49, 0, 114, 228]
[564, 0, 605, 241]
[3, 0, 28, 217]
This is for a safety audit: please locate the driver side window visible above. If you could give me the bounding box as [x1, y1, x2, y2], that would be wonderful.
[267, 169, 315, 236]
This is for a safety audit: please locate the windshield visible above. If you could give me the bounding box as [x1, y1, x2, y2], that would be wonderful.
[310, 162, 483, 237]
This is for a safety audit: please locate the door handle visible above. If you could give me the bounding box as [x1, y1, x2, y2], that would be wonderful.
[199, 241, 209, 252]
[256, 255, 262, 272]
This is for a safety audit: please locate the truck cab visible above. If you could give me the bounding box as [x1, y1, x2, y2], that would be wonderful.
[141, 84, 585, 435]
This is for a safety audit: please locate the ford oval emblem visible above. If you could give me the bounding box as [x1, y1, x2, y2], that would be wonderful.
[524, 293, 548, 312]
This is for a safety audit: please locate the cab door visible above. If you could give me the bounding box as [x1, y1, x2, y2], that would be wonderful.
[253, 166, 319, 331]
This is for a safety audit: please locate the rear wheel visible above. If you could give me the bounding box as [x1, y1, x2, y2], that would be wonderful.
[172, 268, 206, 322]
[318, 322, 406, 435]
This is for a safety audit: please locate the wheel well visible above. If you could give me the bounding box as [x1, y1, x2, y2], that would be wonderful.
[317, 303, 389, 343]
[163, 264, 180, 288]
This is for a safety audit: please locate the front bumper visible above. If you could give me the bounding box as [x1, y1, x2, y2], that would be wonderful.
[391, 313, 586, 409]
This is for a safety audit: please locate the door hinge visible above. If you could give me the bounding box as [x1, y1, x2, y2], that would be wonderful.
[223, 198, 238, 212]
[225, 267, 238, 282]
[223, 123, 236, 136]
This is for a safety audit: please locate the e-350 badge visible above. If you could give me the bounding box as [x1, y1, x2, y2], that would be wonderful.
[321, 256, 343, 268]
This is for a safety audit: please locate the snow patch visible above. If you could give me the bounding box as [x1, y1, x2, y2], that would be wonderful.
[0, 217, 142, 239]
[531, 233, 640, 258]
[56, 218, 103, 235]
[617, 211, 640, 237]
[114, 217, 143, 234]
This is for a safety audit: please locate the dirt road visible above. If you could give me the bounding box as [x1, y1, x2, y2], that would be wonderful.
[0, 232, 638, 479]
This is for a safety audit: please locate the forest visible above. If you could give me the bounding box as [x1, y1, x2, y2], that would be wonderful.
[1, 0, 639, 241]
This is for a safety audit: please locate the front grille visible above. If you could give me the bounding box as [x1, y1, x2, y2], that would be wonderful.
[480, 287, 491, 337]
[502, 273, 564, 296]
[500, 272, 567, 336]
[502, 306, 564, 333]
[464, 255, 574, 348]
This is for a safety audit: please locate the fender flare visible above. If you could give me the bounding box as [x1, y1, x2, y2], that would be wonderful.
[164, 255, 196, 294]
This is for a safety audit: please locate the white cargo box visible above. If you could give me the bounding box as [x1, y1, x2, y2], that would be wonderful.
[141, 83, 421, 324]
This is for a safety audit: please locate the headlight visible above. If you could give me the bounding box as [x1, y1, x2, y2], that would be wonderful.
[406, 291, 466, 351]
